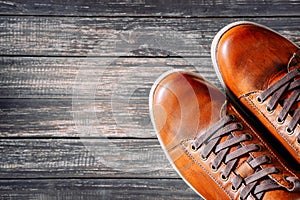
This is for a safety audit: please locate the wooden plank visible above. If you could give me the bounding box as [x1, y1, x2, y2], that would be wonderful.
[0, 57, 217, 98]
[0, 57, 218, 137]
[0, 0, 299, 17]
[0, 179, 200, 199]
[0, 17, 299, 57]
[0, 138, 178, 179]
[0, 139, 178, 178]
[0, 98, 162, 137]
[0, 99, 80, 137]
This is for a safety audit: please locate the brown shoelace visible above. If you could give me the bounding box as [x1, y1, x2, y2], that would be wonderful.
[257, 68, 300, 143]
[191, 115, 299, 199]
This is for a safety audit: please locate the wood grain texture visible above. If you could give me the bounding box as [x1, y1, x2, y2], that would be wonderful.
[0, 139, 178, 178]
[0, 1, 299, 199]
[0, 17, 299, 56]
[0, 179, 200, 199]
[0, 57, 217, 98]
[0, 0, 299, 17]
[0, 57, 217, 137]
[0, 98, 159, 137]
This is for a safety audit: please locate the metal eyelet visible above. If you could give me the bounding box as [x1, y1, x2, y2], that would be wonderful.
[220, 174, 228, 182]
[237, 123, 243, 130]
[245, 133, 253, 141]
[255, 144, 262, 152]
[266, 106, 274, 114]
[265, 155, 272, 164]
[256, 96, 263, 104]
[200, 154, 207, 161]
[276, 117, 285, 125]
[276, 168, 282, 174]
[210, 163, 218, 172]
[229, 114, 236, 121]
[191, 143, 197, 152]
[286, 127, 294, 135]
[231, 185, 237, 192]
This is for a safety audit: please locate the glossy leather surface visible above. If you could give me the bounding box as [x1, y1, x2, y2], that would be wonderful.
[212, 22, 300, 164]
[150, 71, 300, 199]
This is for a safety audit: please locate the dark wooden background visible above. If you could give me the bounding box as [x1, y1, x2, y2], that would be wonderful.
[0, 0, 299, 199]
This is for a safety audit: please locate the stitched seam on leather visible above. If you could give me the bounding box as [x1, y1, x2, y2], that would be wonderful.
[180, 139, 233, 200]
[238, 90, 260, 99]
[242, 94, 299, 155]
[242, 94, 299, 162]
[231, 105, 297, 187]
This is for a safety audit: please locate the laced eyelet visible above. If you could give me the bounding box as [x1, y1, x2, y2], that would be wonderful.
[229, 114, 236, 121]
[245, 133, 253, 141]
[276, 168, 282, 174]
[256, 96, 263, 104]
[237, 123, 243, 130]
[220, 174, 228, 182]
[191, 143, 197, 152]
[265, 155, 272, 164]
[231, 185, 237, 192]
[286, 127, 294, 135]
[266, 106, 274, 114]
[276, 117, 285, 125]
[210, 163, 218, 172]
[255, 144, 262, 152]
[200, 154, 207, 161]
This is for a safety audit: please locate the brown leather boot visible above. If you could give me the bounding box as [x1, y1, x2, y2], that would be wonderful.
[149, 70, 300, 200]
[211, 21, 300, 165]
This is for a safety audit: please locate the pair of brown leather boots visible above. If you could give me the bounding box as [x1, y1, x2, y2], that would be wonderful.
[149, 21, 300, 199]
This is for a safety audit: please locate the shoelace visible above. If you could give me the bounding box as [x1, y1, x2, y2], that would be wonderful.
[191, 115, 288, 199]
[256, 67, 300, 143]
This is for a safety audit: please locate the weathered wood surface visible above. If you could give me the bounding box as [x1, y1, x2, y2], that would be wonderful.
[0, 0, 299, 199]
[0, 57, 215, 137]
[0, 98, 158, 137]
[0, 179, 199, 199]
[0, 0, 299, 17]
[0, 17, 299, 57]
[0, 139, 177, 178]
[0, 57, 215, 98]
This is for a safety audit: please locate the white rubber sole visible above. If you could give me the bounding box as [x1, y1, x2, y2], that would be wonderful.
[210, 20, 299, 89]
[149, 69, 205, 199]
